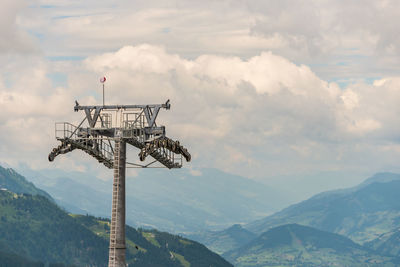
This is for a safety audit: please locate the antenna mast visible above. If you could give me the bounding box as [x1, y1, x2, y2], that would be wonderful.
[100, 76, 106, 106]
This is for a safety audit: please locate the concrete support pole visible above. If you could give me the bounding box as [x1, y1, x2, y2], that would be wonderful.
[108, 139, 126, 267]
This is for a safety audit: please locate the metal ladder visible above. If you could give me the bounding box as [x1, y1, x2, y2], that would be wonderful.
[108, 141, 121, 267]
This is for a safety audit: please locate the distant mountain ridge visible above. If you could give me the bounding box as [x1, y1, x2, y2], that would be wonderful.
[193, 172, 400, 265]
[19, 166, 292, 233]
[360, 172, 400, 185]
[246, 172, 400, 244]
[187, 224, 257, 254]
[224, 223, 398, 267]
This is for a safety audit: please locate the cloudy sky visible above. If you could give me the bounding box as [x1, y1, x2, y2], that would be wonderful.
[1, 0, 400, 184]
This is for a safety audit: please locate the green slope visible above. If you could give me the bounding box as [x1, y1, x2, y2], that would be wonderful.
[0, 190, 108, 266]
[0, 190, 232, 266]
[74, 214, 233, 267]
[188, 224, 257, 254]
[0, 166, 52, 200]
[247, 174, 400, 244]
[224, 224, 397, 267]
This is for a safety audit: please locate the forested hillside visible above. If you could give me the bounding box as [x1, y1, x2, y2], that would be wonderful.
[0, 190, 107, 266]
[0, 250, 45, 267]
[75, 214, 233, 266]
[0, 189, 232, 266]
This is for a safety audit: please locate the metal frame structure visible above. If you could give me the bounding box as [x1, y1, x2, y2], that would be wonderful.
[49, 99, 190, 267]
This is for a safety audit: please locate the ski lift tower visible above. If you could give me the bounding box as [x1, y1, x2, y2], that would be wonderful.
[48, 97, 191, 267]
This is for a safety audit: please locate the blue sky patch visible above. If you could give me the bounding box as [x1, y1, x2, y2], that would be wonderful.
[47, 56, 85, 61]
[335, 62, 348, 66]
[39, 5, 56, 9]
[47, 72, 68, 87]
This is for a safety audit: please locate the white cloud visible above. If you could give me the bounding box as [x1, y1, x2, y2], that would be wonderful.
[81, 44, 400, 177]
[341, 90, 359, 110]
[2, 1, 400, 180]
[18, 0, 400, 82]
[0, 43, 399, 179]
[247, 0, 400, 79]
[0, 0, 37, 54]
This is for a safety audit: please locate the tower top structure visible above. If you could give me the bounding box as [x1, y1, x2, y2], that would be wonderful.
[49, 99, 191, 169]
[49, 98, 191, 267]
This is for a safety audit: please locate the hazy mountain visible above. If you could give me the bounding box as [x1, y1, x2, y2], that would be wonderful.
[19, 166, 292, 233]
[25, 175, 110, 217]
[224, 224, 397, 267]
[0, 165, 52, 200]
[0, 189, 232, 267]
[358, 172, 400, 188]
[259, 170, 369, 203]
[365, 227, 400, 257]
[247, 172, 400, 244]
[187, 224, 257, 254]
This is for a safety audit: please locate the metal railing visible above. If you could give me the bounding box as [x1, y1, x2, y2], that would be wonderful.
[55, 122, 78, 140]
[55, 122, 114, 163]
[123, 112, 146, 129]
[100, 113, 112, 128]
[54, 121, 185, 168]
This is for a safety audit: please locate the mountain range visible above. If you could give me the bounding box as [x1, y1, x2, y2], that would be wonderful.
[187, 224, 257, 255]
[6, 163, 400, 266]
[19, 166, 292, 233]
[187, 172, 400, 266]
[224, 224, 398, 267]
[246, 172, 400, 244]
[0, 165, 232, 266]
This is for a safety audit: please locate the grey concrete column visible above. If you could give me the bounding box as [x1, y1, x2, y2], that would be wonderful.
[108, 140, 126, 267]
